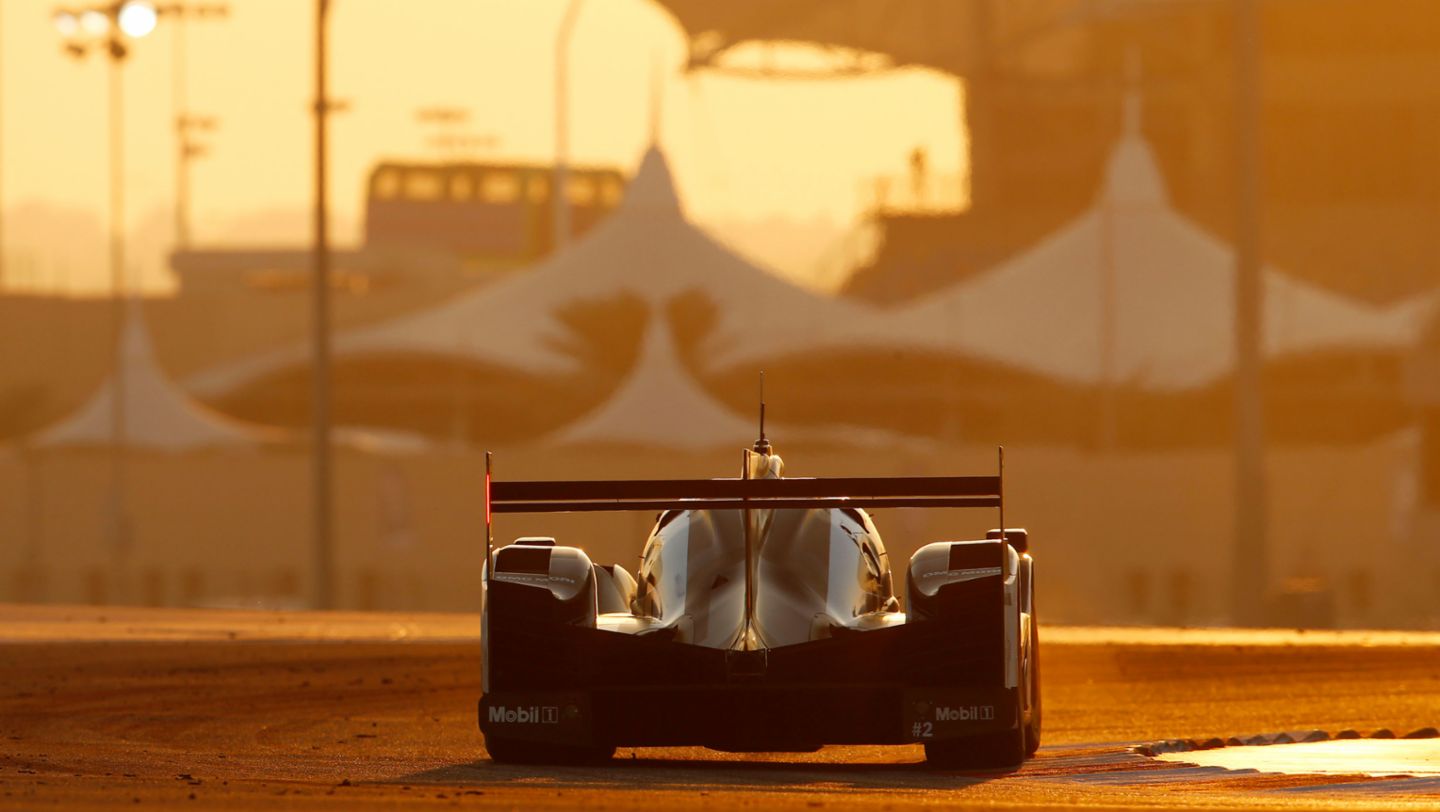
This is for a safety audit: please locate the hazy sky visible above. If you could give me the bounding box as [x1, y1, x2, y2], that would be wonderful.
[1, 0, 965, 292]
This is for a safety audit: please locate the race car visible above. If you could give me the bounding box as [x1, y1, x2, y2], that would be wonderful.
[478, 434, 1040, 768]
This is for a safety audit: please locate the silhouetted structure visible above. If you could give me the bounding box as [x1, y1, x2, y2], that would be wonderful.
[189, 146, 859, 443]
[33, 301, 270, 451]
[1410, 310, 1440, 516]
[656, 0, 1440, 306]
[171, 160, 624, 293]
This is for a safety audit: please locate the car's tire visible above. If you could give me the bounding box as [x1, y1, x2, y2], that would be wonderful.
[1024, 617, 1042, 756]
[924, 727, 1026, 770]
[484, 735, 615, 765]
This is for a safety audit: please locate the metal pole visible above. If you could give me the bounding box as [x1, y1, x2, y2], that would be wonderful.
[0, 0, 6, 290]
[1099, 192, 1117, 451]
[1232, 0, 1268, 626]
[166, 3, 228, 251]
[172, 8, 189, 250]
[311, 0, 334, 610]
[552, 0, 581, 252]
[108, 40, 130, 559]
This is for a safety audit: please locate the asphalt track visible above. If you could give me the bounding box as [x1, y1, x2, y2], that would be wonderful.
[2, 605, 1439, 810]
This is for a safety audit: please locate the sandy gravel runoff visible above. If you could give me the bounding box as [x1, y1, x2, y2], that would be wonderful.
[1, 604, 1438, 810]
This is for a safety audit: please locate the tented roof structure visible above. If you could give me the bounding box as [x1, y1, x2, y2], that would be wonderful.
[875, 91, 1413, 390]
[188, 101, 1414, 406]
[336, 146, 885, 375]
[547, 317, 919, 451]
[191, 145, 881, 396]
[35, 301, 276, 451]
[1388, 290, 1440, 344]
[33, 302, 432, 455]
[549, 318, 756, 450]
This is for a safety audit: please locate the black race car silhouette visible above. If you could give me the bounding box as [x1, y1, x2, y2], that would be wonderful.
[479, 432, 1039, 768]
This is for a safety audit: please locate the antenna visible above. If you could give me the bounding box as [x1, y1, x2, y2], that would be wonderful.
[759, 371, 766, 442]
[753, 371, 771, 455]
[742, 374, 760, 654]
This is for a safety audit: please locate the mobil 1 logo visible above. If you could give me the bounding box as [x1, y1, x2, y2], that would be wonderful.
[936, 704, 995, 723]
[480, 693, 590, 743]
[487, 704, 560, 725]
[904, 691, 1005, 740]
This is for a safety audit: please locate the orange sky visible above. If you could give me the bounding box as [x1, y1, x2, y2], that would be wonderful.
[0, 0, 966, 293]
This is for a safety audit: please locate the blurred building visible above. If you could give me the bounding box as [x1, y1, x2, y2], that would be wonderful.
[170, 160, 624, 294]
[1405, 307, 1440, 622]
[655, 0, 1440, 307]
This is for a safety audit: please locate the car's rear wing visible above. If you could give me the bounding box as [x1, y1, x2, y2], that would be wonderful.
[490, 474, 1002, 513]
[483, 449, 1009, 582]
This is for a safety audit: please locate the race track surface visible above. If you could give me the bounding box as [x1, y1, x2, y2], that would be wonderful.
[1, 604, 1438, 810]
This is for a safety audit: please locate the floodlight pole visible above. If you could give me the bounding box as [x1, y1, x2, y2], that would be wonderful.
[1232, 0, 1268, 626]
[311, 0, 334, 610]
[0, 0, 6, 290]
[161, 3, 228, 251]
[552, 0, 582, 252]
[172, 6, 191, 249]
[55, 1, 172, 577]
[108, 38, 130, 558]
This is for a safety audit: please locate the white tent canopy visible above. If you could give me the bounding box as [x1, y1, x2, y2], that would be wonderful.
[548, 317, 756, 450]
[1386, 289, 1440, 345]
[190, 146, 881, 397]
[188, 112, 1416, 403]
[716, 90, 1414, 389]
[882, 90, 1411, 390]
[547, 317, 920, 451]
[35, 301, 276, 451]
[32, 302, 433, 455]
